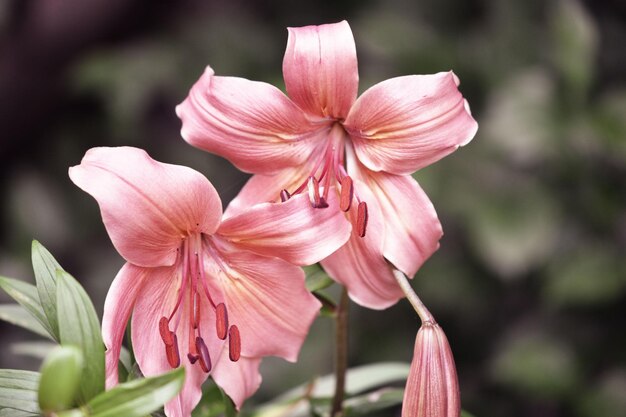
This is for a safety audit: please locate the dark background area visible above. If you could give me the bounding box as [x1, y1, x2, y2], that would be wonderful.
[1, 1, 625, 416]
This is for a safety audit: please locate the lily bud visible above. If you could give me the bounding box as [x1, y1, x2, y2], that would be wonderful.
[402, 322, 460, 417]
[38, 345, 84, 414]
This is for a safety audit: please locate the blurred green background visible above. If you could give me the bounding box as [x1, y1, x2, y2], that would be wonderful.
[1, 0, 625, 416]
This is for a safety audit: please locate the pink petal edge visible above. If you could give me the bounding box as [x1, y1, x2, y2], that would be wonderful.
[176, 66, 322, 175]
[69, 147, 222, 267]
[283, 21, 359, 119]
[345, 72, 478, 175]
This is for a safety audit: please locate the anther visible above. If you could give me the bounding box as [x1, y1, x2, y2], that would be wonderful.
[357, 202, 368, 237]
[195, 337, 212, 373]
[159, 316, 174, 346]
[307, 176, 321, 208]
[187, 353, 199, 364]
[317, 196, 329, 208]
[228, 325, 241, 362]
[216, 303, 229, 340]
[280, 189, 291, 202]
[339, 176, 354, 212]
[165, 333, 180, 368]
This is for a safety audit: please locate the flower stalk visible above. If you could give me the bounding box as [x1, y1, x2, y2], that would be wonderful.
[392, 269, 435, 324]
[331, 287, 350, 417]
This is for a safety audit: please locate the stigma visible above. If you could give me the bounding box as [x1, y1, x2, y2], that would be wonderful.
[158, 235, 241, 373]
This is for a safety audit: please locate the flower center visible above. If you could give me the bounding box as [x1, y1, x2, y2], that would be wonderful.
[281, 122, 368, 237]
[158, 234, 241, 372]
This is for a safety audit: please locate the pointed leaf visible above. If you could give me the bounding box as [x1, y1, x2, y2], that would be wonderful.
[0, 304, 52, 339]
[87, 367, 185, 417]
[56, 270, 105, 402]
[31, 240, 62, 339]
[0, 409, 41, 417]
[0, 370, 40, 414]
[0, 276, 54, 338]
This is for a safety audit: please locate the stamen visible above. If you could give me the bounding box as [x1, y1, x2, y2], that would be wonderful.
[187, 353, 199, 364]
[195, 337, 212, 373]
[357, 202, 368, 237]
[317, 196, 329, 208]
[159, 316, 174, 346]
[165, 333, 180, 368]
[216, 303, 229, 340]
[340, 176, 353, 212]
[193, 292, 200, 329]
[228, 325, 241, 362]
[307, 176, 321, 208]
[280, 189, 291, 202]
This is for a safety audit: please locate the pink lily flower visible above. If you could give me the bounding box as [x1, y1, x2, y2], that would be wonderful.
[69, 147, 350, 417]
[176, 21, 478, 309]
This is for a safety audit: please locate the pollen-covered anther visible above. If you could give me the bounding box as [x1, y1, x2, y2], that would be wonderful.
[307, 176, 321, 208]
[195, 337, 212, 373]
[216, 303, 229, 340]
[357, 202, 368, 237]
[165, 333, 180, 368]
[159, 316, 174, 346]
[280, 189, 291, 202]
[229, 325, 241, 362]
[339, 176, 354, 212]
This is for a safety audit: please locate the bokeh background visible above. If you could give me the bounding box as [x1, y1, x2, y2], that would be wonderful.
[1, 0, 625, 416]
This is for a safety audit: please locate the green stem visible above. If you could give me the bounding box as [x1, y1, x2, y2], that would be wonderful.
[392, 269, 435, 324]
[331, 287, 349, 417]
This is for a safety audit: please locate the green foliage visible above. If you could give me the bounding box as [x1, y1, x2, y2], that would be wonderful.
[86, 367, 185, 417]
[0, 304, 51, 340]
[0, 370, 40, 415]
[32, 240, 63, 339]
[0, 276, 55, 339]
[38, 346, 84, 413]
[56, 270, 105, 402]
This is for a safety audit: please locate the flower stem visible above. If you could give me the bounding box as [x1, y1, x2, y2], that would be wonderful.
[331, 287, 349, 417]
[392, 269, 435, 324]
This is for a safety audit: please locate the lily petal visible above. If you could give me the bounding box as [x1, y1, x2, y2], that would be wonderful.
[321, 181, 404, 309]
[101, 263, 147, 389]
[213, 244, 321, 362]
[218, 193, 351, 266]
[345, 72, 478, 175]
[212, 356, 262, 410]
[356, 170, 442, 278]
[69, 147, 222, 267]
[131, 266, 225, 417]
[283, 21, 359, 119]
[177, 66, 323, 174]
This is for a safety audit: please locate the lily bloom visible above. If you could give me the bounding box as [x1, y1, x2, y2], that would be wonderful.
[177, 20, 478, 309]
[403, 322, 460, 417]
[69, 147, 350, 417]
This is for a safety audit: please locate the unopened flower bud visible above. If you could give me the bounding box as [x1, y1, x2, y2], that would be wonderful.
[402, 322, 460, 417]
[38, 345, 84, 414]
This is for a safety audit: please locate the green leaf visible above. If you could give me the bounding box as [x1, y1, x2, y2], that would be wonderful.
[56, 270, 105, 402]
[0, 276, 54, 338]
[343, 387, 404, 416]
[304, 265, 334, 293]
[254, 363, 410, 416]
[0, 370, 40, 414]
[0, 409, 41, 417]
[0, 304, 52, 339]
[32, 240, 63, 339]
[10, 342, 57, 360]
[87, 367, 185, 417]
[38, 346, 84, 413]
